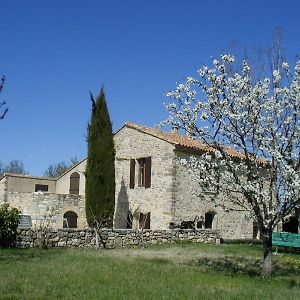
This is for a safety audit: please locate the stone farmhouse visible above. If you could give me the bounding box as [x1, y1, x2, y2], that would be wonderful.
[0, 159, 87, 229]
[2, 121, 291, 239]
[113, 122, 255, 239]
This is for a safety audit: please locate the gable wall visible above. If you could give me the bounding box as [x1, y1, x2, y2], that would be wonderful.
[173, 151, 253, 239]
[114, 126, 176, 230]
[55, 159, 87, 195]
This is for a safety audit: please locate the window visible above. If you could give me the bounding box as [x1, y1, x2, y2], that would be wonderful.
[35, 184, 48, 192]
[196, 217, 204, 229]
[69, 172, 80, 195]
[138, 158, 146, 186]
[130, 157, 151, 189]
[253, 222, 260, 239]
[63, 211, 78, 228]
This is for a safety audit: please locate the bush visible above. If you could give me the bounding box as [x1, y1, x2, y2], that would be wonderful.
[0, 203, 20, 247]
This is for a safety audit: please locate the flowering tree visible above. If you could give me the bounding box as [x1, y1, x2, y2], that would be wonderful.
[0, 76, 8, 120]
[162, 54, 300, 278]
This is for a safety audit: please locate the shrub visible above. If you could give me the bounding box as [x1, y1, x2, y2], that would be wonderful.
[0, 203, 20, 247]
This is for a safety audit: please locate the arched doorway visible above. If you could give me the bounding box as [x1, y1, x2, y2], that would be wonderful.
[282, 216, 298, 233]
[63, 211, 78, 228]
[205, 212, 216, 229]
[127, 211, 133, 229]
[69, 172, 80, 195]
[139, 212, 150, 229]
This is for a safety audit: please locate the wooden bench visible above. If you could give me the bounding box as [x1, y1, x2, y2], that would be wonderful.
[272, 232, 300, 252]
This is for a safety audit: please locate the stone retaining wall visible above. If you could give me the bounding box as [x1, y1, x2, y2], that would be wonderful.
[17, 228, 220, 249]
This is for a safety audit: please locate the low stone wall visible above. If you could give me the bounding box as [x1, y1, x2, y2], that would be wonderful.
[5, 192, 86, 229]
[17, 228, 220, 249]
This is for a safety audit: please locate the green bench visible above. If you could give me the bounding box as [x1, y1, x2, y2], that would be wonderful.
[272, 232, 300, 252]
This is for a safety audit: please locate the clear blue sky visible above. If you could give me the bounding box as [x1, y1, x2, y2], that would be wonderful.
[1, 0, 299, 175]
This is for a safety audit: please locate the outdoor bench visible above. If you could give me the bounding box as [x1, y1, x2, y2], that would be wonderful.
[272, 231, 300, 252]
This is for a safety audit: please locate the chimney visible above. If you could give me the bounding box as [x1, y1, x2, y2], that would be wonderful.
[186, 125, 194, 137]
[171, 125, 179, 134]
[186, 130, 192, 137]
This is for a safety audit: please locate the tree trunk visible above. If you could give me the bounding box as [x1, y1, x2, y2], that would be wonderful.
[261, 230, 273, 278]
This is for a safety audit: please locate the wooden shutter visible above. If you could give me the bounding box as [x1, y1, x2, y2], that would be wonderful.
[145, 156, 151, 188]
[145, 212, 150, 229]
[69, 172, 80, 195]
[129, 159, 135, 189]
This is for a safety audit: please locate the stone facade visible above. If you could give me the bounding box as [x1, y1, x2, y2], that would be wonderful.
[1, 122, 257, 239]
[172, 151, 253, 239]
[113, 122, 255, 239]
[0, 160, 88, 229]
[7, 192, 86, 229]
[17, 228, 220, 249]
[114, 125, 176, 230]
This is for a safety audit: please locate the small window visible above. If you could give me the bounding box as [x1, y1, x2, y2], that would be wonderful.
[35, 184, 48, 192]
[196, 220, 204, 229]
[69, 172, 80, 195]
[63, 211, 78, 228]
[253, 222, 261, 239]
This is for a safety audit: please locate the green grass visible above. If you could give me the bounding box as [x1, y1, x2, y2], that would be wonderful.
[0, 243, 300, 299]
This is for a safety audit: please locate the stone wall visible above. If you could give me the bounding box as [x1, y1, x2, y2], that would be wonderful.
[0, 175, 7, 203]
[173, 150, 254, 239]
[113, 125, 255, 239]
[114, 126, 177, 230]
[5, 192, 87, 229]
[17, 228, 220, 249]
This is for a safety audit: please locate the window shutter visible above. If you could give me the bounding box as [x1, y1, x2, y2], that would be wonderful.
[145, 212, 150, 229]
[130, 159, 135, 189]
[145, 156, 151, 188]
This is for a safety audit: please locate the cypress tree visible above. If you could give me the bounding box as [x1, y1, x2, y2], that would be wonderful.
[85, 88, 115, 227]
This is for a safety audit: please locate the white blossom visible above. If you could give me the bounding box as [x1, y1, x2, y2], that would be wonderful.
[221, 54, 235, 63]
[162, 53, 300, 236]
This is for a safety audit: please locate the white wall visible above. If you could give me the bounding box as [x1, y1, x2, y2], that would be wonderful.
[55, 159, 87, 195]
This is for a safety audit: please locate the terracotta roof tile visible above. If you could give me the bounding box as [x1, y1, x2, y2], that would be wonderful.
[125, 121, 248, 160]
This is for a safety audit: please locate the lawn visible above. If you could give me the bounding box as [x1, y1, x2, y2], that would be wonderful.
[0, 243, 300, 299]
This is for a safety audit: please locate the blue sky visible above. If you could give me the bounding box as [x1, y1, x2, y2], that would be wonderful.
[0, 0, 299, 175]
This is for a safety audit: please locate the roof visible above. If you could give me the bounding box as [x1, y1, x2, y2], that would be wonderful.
[122, 122, 264, 162]
[56, 157, 87, 180]
[0, 173, 56, 181]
